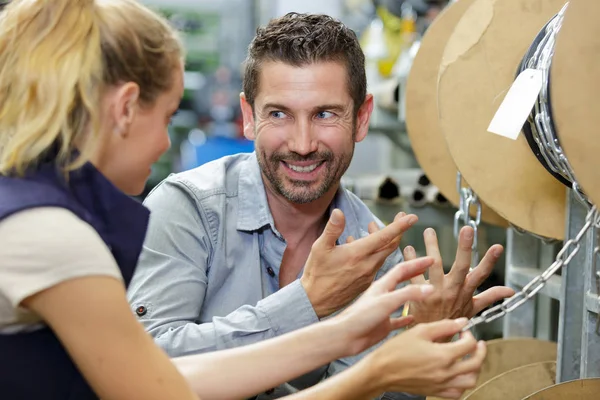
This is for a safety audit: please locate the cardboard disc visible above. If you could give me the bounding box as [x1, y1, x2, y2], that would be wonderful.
[405, 0, 507, 228]
[427, 338, 557, 400]
[523, 378, 600, 399]
[464, 361, 556, 400]
[552, 1, 600, 209]
[438, 0, 567, 239]
[475, 338, 557, 386]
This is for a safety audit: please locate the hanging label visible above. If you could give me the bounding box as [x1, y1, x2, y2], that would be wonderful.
[487, 68, 543, 140]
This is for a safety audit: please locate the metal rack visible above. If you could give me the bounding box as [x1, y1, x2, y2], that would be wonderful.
[503, 190, 600, 382]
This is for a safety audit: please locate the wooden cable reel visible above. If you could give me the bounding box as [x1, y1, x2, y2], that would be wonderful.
[551, 0, 600, 209]
[405, 0, 507, 228]
[427, 338, 557, 400]
[437, 0, 568, 240]
[523, 378, 600, 399]
[464, 361, 556, 400]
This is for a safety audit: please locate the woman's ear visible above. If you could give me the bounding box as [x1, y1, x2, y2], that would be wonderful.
[112, 82, 140, 137]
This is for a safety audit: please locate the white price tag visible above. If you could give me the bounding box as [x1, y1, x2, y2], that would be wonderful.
[487, 68, 543, 140]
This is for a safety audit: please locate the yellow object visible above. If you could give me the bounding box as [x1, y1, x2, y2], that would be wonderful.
[360, 5, 417, 77]
[402, 302, 410, 317]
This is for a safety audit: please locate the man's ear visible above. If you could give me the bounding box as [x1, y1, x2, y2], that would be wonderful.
[112, 82, 140, 136]
[354, 94, 374, 143]
[240, 92, 256, 140]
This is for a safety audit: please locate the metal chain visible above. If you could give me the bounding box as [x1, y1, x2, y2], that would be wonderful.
[454, 171, 482, 267]
[464, 205, 600, 331]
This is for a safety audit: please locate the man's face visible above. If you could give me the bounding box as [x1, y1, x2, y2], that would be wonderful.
[241, 61, 372, 205]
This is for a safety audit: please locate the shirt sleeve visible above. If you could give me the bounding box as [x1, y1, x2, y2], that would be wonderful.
[0, 207, 123, 309]
[127, 178, 319, 358]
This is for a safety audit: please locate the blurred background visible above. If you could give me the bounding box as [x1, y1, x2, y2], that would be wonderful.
[140, 0, 447, 197]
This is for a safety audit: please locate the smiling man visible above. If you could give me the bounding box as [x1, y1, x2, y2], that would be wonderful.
[127, 12, 512, 400]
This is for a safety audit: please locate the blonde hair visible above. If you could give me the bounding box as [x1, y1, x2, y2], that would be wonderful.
[0, 0, 184, 176]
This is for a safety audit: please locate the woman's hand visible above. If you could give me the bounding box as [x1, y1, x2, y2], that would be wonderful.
[362, 319, 486, 399]
[333, 256, 436, 356]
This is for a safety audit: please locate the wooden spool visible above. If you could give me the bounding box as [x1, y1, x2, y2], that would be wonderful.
[523, 378, 600, 399]
[405, 0, 507, 227]
[464, 361, 556, 400]
[552, 0, 600, 210]
[428, 338, 557, 400]
[437, 0, 568, 239]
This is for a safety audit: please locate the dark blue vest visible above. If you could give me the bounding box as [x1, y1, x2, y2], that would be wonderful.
[0, 161, 150, 399]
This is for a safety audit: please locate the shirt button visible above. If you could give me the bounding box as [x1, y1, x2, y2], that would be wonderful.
[135, 306, 147, 317]
[266, 267, 275, 277]
[265, 388, 275, 395]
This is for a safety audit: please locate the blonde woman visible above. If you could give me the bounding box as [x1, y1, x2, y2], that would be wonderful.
[0, 1, 485, 399]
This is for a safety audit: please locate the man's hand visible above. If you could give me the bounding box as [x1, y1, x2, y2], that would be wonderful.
[301, 209, 417, 318]
[403, 226, 515, 326]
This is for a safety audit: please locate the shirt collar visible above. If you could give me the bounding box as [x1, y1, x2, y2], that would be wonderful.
[237, 152, 275, 232]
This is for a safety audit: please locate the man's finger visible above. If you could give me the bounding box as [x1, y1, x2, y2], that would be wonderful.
[393, 211, 406, 222]
[403, 246, 428, 284]
[352, 214, 417, 255]
[465, 245, 504, 292]
[423, 228, 445, 286]
[368, 221, 379, 235]
[314, 208, 346, 250]
[472, 286, 515, 316]
[375, 257, 435, 292]
[346, 235, 355, 244]
[371, 212, 409, 252]
[420, 318, 469, 342]
[379, 284, 435, 314]
[403, 246, 417, 261]
[449, 226, 474, 287]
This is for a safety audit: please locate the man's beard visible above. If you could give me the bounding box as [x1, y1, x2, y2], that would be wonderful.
[257, 148, 353, 204]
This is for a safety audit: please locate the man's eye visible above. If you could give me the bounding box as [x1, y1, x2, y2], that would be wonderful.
[316, 111, 334, 119]
[270, 111, 286, 119]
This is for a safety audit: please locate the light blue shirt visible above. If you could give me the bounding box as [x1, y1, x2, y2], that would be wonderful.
[128, 152, 417, 399]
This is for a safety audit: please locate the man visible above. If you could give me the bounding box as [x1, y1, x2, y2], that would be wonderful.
[128, 12, 513, 399]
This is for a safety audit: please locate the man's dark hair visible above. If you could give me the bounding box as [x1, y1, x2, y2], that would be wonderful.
[243, 12, 366, 116]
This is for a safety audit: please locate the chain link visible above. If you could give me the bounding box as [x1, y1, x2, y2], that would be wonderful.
[463, 205, 600, 331]
[454, 172, 482, 267]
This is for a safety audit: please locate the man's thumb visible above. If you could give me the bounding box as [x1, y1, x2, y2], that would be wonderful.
[318, 208, 346, 248]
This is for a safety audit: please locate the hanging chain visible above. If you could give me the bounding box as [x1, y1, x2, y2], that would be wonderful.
[454, 171, 482, 267]
[464, 205, 600, 331]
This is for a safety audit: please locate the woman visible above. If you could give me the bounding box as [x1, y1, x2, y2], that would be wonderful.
[0, 0, 485, 399]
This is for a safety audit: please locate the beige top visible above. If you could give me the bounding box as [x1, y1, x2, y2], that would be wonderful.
[0, 207, 122, 334]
